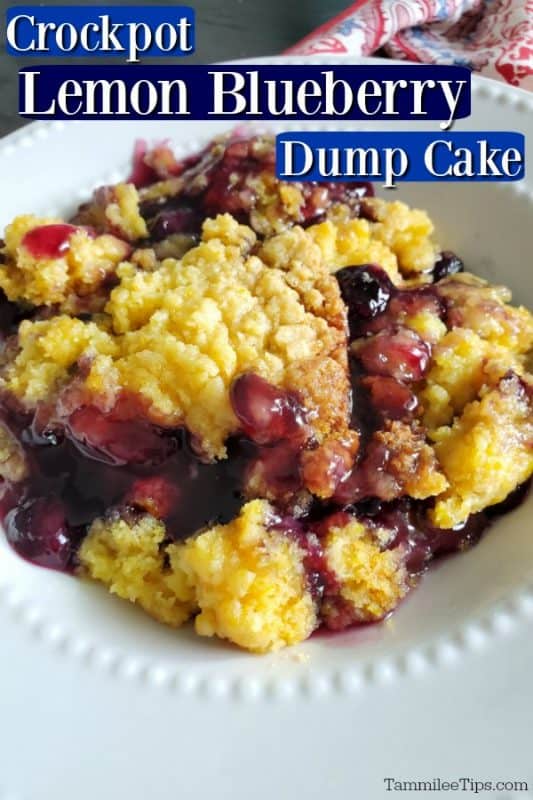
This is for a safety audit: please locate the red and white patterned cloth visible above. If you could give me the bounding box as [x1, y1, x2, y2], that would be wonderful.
[286, 0, 533, 91]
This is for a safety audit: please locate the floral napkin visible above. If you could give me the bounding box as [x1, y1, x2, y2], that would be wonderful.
[286, 0, 533, 91]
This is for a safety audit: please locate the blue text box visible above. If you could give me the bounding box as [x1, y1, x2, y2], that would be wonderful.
[7, 6, 195, 60]
[18, 64, 470, 121]
[276, 131, 525, 184]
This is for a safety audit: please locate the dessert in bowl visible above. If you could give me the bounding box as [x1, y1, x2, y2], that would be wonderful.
[0, 134, 531, 653]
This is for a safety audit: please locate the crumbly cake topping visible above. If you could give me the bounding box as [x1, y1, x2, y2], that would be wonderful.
[80, 500, 413, 652]
[80, 510, 195, 627]
[431, 372, 533, 527]
[438, 272, 533, 352]
[1, 133, 532, 654]
[175, 500, 317, 653]
[420, 327, 528, 430]
[80, 500, 318, 653]
[72, 183, 148, 242]
[322, 518, 408, 627]
[1, 213, 349, 461]
[0, 214, 130, 311]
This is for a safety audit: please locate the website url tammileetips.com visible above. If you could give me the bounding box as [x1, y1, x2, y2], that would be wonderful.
[384, 778, 529, 794]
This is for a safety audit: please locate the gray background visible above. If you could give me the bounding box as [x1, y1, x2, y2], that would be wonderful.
[0, 0, 346, 136]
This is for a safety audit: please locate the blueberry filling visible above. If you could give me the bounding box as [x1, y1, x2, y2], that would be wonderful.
[1, 248, 528, 627]
[22, 223, 79, 260]
[134, 136, 374, 238]
[0, 139, 529, 642]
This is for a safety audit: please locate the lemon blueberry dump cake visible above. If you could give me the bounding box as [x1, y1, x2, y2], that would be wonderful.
[0, 135, 531, 653]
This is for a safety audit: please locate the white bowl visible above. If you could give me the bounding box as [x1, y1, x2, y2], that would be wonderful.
[0, 57, 532, 800]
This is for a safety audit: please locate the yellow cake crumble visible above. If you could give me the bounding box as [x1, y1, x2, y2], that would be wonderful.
[439, 273, 533, 352]
[0, 214, 130, 310]
[418, 274, 533, 432]
[3, 317, 118, 407]
[73, 182, 148, 242]
[175, 500, 317, 653]
[420, 327, 528, 430]
[402, 308, 448, 345]
[431, 373, 533, 528]
[79, 500, 317, 653]
[80, 511, 196, 627]
[306, 198, 438, 282]
[103, 183, 148, 241]
[1, 213, 350, 460]
[307, 218, 402, 282]
[79, 501, 415, 652]
[364, 197, 439, 275]
[305, 197, 438, 281]
[323, 519, 408, 625]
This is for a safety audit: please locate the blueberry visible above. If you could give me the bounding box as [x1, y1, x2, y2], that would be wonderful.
[336, 265, 394, 338]
[432, 251, 464, 282]
[355, 326, 431, 383]
[149, 206, 199, 241]
[230, 373, 306, 445]
[5, 497, 77, 572]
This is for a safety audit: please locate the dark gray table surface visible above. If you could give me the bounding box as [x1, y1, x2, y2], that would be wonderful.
[0, 0, 347, 137]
